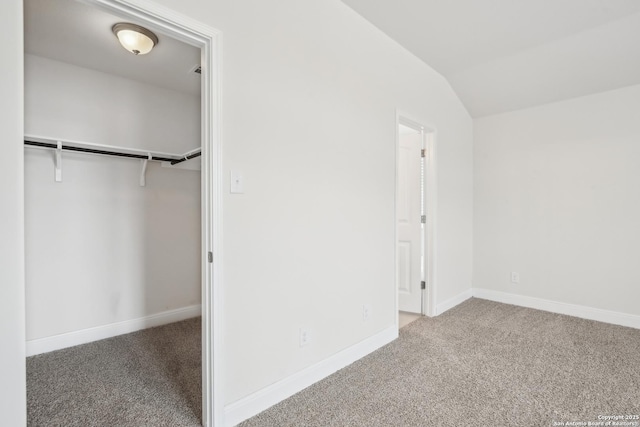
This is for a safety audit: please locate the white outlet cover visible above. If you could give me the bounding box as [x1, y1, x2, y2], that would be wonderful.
[299, 327, 310, 347]
[230, 170, 244, 194]
[363, 304, 372, 321]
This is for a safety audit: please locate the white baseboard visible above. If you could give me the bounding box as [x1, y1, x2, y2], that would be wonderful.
[224, 325, 398, 427]
[26, 304, 201, 356]
[473, 288, 640, 330]
[435, 288, 473, 315]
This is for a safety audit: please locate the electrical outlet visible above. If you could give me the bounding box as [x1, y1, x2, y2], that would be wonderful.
[362, 304, 372, 322]
[511, 272, 520, 284]
[299, 327, 310, 347]
[230, 170, 244, 194]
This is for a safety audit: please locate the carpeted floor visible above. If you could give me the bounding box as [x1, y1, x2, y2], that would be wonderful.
[240, 298, 640, 427]
[27, 299, 640, 427]
[27, 317, 202, 427]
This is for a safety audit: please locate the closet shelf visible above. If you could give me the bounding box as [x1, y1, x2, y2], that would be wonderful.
[24, 135, 201, 185]
[24, 135, 201, 165]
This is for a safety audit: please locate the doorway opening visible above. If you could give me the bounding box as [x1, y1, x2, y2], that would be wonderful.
[396, 114, 436, 328]
[22, 0, 221, 425]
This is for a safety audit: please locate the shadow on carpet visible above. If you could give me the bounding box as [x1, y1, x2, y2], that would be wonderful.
[27, 317, 202, 427]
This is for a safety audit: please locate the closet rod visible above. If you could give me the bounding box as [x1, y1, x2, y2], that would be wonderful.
[171, 150, 202, 165]
[24, 140, 201, 164]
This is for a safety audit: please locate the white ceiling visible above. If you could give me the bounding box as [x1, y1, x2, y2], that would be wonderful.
[24, 0, 201, 95]
[342, 0, 640, 117]
[25, 0, 640, 116]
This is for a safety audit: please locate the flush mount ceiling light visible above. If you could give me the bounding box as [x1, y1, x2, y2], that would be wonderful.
[112, 23, 158, 55]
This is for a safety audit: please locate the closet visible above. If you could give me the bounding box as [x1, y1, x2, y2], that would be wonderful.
[24, 0, 203, 422]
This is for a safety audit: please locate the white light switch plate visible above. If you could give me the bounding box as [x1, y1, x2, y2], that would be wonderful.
[230, 170, 244, 194]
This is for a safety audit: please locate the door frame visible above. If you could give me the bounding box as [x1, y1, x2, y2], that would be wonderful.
[395, 112, 437, 323]
[48, 1, 223, 425]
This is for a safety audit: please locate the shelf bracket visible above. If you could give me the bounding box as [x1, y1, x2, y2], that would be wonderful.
[55, 141, 62, 182]
[139, 153, 151, 186]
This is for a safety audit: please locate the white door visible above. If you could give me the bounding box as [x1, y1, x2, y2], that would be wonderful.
[397, 130, 422, 313]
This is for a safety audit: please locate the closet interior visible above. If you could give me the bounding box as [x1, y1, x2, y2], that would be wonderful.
[24, 0, 204, 423]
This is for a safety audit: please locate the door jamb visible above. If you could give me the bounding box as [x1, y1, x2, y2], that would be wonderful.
[73, 1, 223, 425]
[395, 112, 437, 325]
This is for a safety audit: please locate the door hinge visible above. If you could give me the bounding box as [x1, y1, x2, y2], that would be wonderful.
[421, 149, 426, 158]
[421, 281, 426, 290]
[208, 251, 213, 263]
[421, 215, 426, 224]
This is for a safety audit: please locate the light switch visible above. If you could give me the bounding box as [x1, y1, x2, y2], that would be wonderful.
[230, 170, 244, 194]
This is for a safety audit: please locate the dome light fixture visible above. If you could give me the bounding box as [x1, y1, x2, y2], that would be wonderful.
[112, 23, 158, 55]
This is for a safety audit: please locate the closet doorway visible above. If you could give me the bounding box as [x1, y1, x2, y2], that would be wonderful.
[23, 0, 221, 425]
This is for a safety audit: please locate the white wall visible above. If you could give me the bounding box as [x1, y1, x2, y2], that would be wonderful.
[25, 54, 200, 153]
[474, 84, 640, 316]
[151, 0, 473, 406]
[24, 54, 201, 342]
[2, 0, 473, 422]
[0, 1, 26, 425]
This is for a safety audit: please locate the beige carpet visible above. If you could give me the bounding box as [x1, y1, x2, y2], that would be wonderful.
[27, 318, 202, 427]
[27, 299, 640, 427]
[241, 298, 640, 426]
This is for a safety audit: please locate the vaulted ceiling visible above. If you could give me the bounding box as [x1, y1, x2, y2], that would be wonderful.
[25, 0, 640, 117]
[342, 0, 640, 117]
